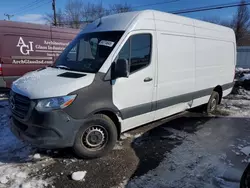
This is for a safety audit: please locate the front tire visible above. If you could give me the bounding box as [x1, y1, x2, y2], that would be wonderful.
[206, 91, 220, 114]
[73, 114, 117, 159]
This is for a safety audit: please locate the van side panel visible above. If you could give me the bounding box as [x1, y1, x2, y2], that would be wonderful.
[1, 34, 53, 88]
[153, 16, 195, 120]
[194, 39, 234, 89]
[192, 20, 235, 107]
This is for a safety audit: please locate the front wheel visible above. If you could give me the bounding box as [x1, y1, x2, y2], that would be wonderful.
[73, 114, 117, 159]
[206, 91, 220, 114]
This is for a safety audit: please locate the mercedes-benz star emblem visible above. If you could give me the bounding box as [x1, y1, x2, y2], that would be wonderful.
[10, 96, 15, 110]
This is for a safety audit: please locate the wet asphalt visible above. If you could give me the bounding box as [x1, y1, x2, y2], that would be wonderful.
[36, 110, 250, 188]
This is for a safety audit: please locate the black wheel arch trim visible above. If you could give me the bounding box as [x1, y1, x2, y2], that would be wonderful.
[87, 108, 122, 119]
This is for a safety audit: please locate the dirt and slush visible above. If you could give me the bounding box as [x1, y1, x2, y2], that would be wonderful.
[0, 85, 250, 188]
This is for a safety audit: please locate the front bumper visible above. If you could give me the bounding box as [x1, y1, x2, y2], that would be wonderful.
[10, 109, 84, 149]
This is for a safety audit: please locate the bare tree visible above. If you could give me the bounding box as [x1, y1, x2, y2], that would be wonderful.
[45, 0, 132, 28]
[81, 2, 108, 22]
[109, 3, 133, 14]
[44, 13, 54, 25]
[44, 8, 66, 26]
[56, 9, 66, 27]
[64, 0, 83, 28]
[231, 0, 250, 42]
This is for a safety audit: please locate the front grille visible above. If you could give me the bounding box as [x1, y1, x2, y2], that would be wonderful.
[13, 118, 28, 131]
[10, 91, 31, 119]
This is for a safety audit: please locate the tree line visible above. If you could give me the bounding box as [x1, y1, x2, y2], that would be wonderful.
[46, 0, 250, 45]
[45, 0, 132, 29]
[203, 0, 250, 44]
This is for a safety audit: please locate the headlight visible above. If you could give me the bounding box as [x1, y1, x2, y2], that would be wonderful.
[35, 95, 77, 112]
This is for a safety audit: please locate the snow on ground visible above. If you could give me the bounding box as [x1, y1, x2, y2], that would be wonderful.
[0, 86, 249, 188]
[71, 171, 87, 181]
[239, 73, 250, 81]
[120, 133, 134, 140]
[235, 67, 250, 73]
[126, 88, 250, 188]
[127, 123, 242, 188]
[241, 146, 250, 156]
[0, 100, 53, 188]
[219, 88, 250, 117]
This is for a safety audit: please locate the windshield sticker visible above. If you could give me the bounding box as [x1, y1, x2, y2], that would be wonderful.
[99, 40, 114, 47]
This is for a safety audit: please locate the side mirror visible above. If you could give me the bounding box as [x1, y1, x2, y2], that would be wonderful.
[113, 59, 129, 79]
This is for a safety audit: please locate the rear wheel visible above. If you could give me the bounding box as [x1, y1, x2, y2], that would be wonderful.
[73, 114, 117, 159]
[206, 91, 220, 114]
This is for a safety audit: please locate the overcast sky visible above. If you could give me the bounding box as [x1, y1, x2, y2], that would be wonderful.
[0, 0, 242, 24]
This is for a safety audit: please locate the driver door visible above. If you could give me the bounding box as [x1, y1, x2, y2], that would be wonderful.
[112, 31, 156, 131]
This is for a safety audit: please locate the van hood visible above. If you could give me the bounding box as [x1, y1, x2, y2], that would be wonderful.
[12, 67, 95, 99]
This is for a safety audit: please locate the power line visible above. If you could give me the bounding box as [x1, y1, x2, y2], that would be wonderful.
[11, 0, 42, 13]
[53, 0, 181, 25]
[132, 0, 180, 9]
[171, 1, 250, 14]
[14, 0, 51, 15]
[48, 0, 250, 27]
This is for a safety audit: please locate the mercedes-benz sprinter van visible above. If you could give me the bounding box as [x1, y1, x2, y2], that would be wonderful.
[10, 10, 236, 158]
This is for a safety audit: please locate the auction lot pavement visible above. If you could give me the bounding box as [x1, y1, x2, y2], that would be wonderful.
[0, 88, 250, 188]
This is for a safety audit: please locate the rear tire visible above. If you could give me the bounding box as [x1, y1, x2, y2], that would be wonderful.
[206, 91, 220, 114]
[73, 114, 117, 159]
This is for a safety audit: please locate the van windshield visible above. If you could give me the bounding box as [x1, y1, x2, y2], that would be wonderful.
[54, 31, 124, 73]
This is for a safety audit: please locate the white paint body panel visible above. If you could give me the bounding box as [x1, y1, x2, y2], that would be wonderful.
[12, 67, 95, 99]
[223, 88, 233, 97]
[112, 30, 157, 129]
[109, 10, 236, 132]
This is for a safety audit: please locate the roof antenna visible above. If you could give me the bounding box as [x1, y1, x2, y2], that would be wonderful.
[97, 17, 102, 27]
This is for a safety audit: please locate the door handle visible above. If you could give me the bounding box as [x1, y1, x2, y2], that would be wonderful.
[144, 77, 153, 82]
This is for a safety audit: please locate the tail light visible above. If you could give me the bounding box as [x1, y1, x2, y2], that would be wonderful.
[0, 64, 2, 75]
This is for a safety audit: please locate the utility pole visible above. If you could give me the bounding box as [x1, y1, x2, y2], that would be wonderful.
[4, 14, 14, 20]
[52, 0, 57, 26]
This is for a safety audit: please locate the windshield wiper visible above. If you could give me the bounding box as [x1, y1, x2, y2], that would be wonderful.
[55, 65, 71, 70]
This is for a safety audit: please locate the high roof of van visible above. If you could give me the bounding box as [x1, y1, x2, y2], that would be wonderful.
[81, 9, 234, 39]
[0, 20, 80, 34]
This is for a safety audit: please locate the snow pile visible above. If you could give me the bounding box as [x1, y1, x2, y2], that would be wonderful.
[218, 88, 250, 117]
[127, 121, 241, 188]
[0, 101, 53, 188]
[241, 146, 250, 156]
[235, 67, 250, 73]
[239, 73, 250, 81]
[33, 154, 41, 160]
[0, 164, 50, 188]
[71, 171, 87, 181]
[0, 176, 8, 184]
[112, 180, 129, 188]
[120, 133, 133, 140]
[113, 144, 123, 150]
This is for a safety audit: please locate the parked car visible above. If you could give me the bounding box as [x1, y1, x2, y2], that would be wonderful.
[0, 20, 79, 92]
[10, 10, 236, 158]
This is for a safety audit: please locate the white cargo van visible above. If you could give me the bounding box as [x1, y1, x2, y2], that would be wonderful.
[10, 10, 236, 158]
